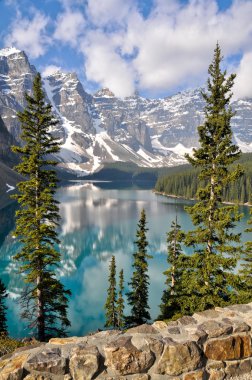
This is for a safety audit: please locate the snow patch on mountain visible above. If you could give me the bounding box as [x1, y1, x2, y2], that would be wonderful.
[0, 47, 21, 57]
[234, 134, 252, 153]
[43, 77, 87, 167]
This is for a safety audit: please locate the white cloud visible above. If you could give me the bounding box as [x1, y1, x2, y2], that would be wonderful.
[87, 0, 134, 26]
[233, 51, 252, 100]
[126, 0, 252, 93]
[78, 0, 252, 97]
[81, 32, 135, 98]
[54, 10, 86, 46]
[6, 0, 252, 98]
[5, 11, 50, 58]
[41, 64, 62, 77]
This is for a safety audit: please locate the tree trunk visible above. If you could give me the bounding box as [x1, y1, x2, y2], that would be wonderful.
[37, 274, 45, 341]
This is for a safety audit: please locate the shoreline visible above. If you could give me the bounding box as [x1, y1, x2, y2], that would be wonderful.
[153, 190, 252, 207]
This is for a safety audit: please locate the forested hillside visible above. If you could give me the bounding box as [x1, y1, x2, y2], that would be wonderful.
[155, 153, 252, 204]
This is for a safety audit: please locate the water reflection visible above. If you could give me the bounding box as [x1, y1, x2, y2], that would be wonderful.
[0, 182, 251, 337]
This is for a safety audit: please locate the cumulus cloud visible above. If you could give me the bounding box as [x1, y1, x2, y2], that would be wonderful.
[41, 65, 62, 77]
[126, 0, 252, 93]
[81, 32, 135, 98]
[87, 0, 134, 27]
[54, 10, 86, 46]
[78, 0, 252, 97]
[233, 51, 252, 100]
[5, 11, 50, 58]
[5, 0, 252, 98]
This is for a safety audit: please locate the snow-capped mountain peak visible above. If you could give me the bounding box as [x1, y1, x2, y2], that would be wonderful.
[0, 47, 22, 57]
[1, 46, 252, 175]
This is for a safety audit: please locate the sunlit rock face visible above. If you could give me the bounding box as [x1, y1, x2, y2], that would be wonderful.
[1, 47, 252, 174]
[0, 303, 251, 379]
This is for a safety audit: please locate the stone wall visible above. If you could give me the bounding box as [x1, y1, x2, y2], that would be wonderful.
[0, 303, 251, 380]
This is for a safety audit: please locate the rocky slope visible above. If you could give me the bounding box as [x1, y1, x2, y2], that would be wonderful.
[1, 47, 252, 175]
[0, 302, 251, 379]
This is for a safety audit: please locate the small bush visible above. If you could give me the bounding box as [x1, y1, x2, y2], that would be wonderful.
[0, 333, 24, 357]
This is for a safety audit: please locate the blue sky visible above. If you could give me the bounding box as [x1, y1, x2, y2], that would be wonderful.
[0, 0, 252, 99]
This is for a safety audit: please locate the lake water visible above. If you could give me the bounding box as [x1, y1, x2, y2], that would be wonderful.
[0, 181, 251, 338]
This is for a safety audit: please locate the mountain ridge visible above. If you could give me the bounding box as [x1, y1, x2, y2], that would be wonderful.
[1, 47, 252, 175]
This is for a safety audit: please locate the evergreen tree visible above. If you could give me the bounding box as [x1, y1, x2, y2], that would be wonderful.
[12, 73, 71, 341]
[159, 218, 188, 320]
[104, 255, 118, 328]
[238, 221, 252, 303]
[126, 209, 152, 326]
[184, 43, 243, 313]
[117, 269, 125, 329]
[0, 279, 7, 335]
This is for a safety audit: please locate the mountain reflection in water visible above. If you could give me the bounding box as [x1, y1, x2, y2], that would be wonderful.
[0, 181, 250, 337]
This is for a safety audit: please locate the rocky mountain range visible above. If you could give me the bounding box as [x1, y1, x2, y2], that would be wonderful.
[1, 47, 252, 175]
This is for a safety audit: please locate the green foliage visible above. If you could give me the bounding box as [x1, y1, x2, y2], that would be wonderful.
[155, 153, 252, 204]
[159, 219, 189, 320]
[0, 334, 24, 357]
[117, 269, 125, 329]
[238, 217, 252, 303]
[126, 209, 152, 326]
[0, 280, 7, 335]
[183, 44, 243, 312]
[105, 255, 118, 328]
[87, 161, 191, 184]
[12, 73, 71, 341]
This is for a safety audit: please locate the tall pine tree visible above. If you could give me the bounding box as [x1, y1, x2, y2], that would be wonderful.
[184, 43, 243, 312]
[117, 269, 125, 329]
[126, 209, 152, 326]
[104, 255, 118, 328]
[159, 218, 188, 320]
[12, 73, 71, 341]
[0, 279, 7, 335]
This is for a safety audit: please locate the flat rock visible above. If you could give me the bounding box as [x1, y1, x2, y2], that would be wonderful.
[126, 324, 158, 334]
[198, 321, 233, 338]
[49, 337, 83, 345]
[226, 304, 252, 314]
[183, 369, 205, 380]
[69, 345, 100, 380]
[152, 321, 167, 331]
[157, 340, 202, 376]
[23, 375, 53, 379]
[207, 369, 225, 380]
[224, 358, 252, 377]
[0, 352, 29, 380]
[167, 327, 181, 335]
[104, 336, 155, 375]
[177, 316, 197, 326]
[194, 309, 221, 320]
[233, 322, 251, 333]
[204, 335, 252, 361]
[25, 347, 67, 375]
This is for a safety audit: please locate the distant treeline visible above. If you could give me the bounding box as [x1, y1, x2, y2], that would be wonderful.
[85, 161, 191, 183]
[155, 153, 252, 204]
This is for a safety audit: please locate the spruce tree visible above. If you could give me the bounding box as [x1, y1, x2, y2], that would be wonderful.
[12, 73, 71, 341]
[184, 43, 243, 312]
[104, 255, 118, 328]
[117, 269, 125, 329]
[126, 209, 152, 326]
[0, 279, 7, 335]
[159, 218, 188, 320]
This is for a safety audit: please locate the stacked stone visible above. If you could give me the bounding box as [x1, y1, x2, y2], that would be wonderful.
[0, 303, 251, 380]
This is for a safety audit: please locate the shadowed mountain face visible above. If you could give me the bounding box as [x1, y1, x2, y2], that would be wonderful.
[1, 47, 252, 175]
[0, 115, 17, 166]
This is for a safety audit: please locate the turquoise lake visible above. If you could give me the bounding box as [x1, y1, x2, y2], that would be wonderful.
[0, 181, 251, 338]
